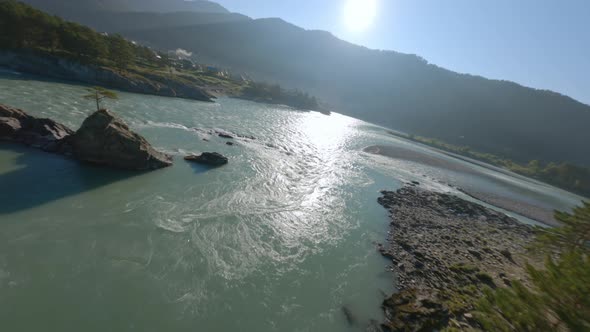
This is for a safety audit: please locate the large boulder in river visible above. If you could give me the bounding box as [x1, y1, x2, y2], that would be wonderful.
[184, 152, 228, 166]
[0, 103, 74, 151]
[63, 109, 172, 170]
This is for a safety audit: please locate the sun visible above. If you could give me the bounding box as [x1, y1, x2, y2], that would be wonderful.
[342, 0, 378, 32]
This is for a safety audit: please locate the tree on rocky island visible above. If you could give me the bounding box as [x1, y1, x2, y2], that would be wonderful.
[84, 86, 118, 112]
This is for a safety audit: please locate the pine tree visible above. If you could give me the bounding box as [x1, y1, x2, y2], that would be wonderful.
[83, 86, 118, 112]
[475, 202, 590, 331]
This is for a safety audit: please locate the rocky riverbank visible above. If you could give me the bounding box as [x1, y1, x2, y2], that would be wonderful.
[377, 186, 536, 331]
[0, 50, 214, 102]
[365, 144, 561, 226]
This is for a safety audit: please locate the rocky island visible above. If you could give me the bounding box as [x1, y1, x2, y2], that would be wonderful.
[184, 152, 228, 166]
[0, 103, 74, 152]
[0, 103, 172, 170]
[377, 186, 536, 331]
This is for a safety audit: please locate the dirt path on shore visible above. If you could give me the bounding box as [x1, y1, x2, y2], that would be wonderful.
[377, 187, 536, 331]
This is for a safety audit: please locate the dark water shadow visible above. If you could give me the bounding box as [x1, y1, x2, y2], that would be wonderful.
[0, 143, 144, 215]
[186, 160, 221, 174]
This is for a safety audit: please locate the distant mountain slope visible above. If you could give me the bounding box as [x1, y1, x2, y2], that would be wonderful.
[49, 10, 250, 33]
[18, 0, 247, 33]
[123, 18, 590, 166]
[20, 0, 229, 14]
[13, 1, 590, 167]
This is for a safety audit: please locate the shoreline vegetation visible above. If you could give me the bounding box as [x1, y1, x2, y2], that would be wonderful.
[377, 186, 589, 331]
[0, 0, 325, 111]
[386, 131, 590, 199]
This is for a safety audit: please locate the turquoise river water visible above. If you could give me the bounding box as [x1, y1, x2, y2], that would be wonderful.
[0, 73, 585, 331]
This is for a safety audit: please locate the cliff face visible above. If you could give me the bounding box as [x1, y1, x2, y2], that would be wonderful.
[0, 51, 214, 102]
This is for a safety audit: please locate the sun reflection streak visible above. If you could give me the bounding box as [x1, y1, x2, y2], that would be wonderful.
[297, 112, 358, 151]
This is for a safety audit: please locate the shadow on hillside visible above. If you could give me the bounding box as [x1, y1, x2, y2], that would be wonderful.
[0, 143, 143, 215]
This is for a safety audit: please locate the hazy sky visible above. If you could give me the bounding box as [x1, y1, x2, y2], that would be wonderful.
[214, 0, 590, 105]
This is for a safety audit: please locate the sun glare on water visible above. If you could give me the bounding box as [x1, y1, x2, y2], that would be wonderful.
[342, 0, 378, 32]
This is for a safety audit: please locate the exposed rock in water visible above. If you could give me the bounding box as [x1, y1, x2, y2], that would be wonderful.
[0, 103, 74, 151]
[184, 152, 228, 166]
[218, 133, 234, 139]
[192, 128, 256, 141]
[1, 104, 173, 171]
[377, 186, 535, 331]
[62, 109, 173, 170]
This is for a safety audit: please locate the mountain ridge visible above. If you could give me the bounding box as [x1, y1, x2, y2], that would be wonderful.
[122, 18, 590, 166]
[19, 0, 230, 14]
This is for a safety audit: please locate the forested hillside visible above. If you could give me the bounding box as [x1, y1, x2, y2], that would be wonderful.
[0, 1, 322, 110]
[0, 0, 163, 68]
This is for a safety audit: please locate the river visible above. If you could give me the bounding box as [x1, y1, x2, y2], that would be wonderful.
[0, 73, 584, 331]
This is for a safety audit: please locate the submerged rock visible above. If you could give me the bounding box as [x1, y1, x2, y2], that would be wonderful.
[184, 152, 228, 166]
[0, 103, 74, 151]
[62, 109, 173, 170]
[341, 306, 357, 326]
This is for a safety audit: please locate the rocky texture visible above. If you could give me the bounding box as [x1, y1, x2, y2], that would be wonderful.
[0, 104, 74, 151]
[0, 51, 214, 102]
[1, 104, 172, 171]
[184, 152, 228, 166]
[62, 109, 173, 170]
[218, 132, 234, 139]
[193, 127, 256, 141]
[377, 186, 536, 331]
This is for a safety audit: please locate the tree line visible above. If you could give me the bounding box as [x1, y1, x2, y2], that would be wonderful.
[241, 82, 320, 111]
[0, 0, 169, 69]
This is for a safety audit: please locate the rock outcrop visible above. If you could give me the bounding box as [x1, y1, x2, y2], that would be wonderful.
[0, 104, 73, 152]
[62, 109, 173, 170]
[0, 104, 173, 171]
[0, 51, 214, 102]
[184, 152, 228, 166]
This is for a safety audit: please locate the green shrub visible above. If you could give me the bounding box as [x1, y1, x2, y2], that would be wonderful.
[476, 202, 590, 331]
